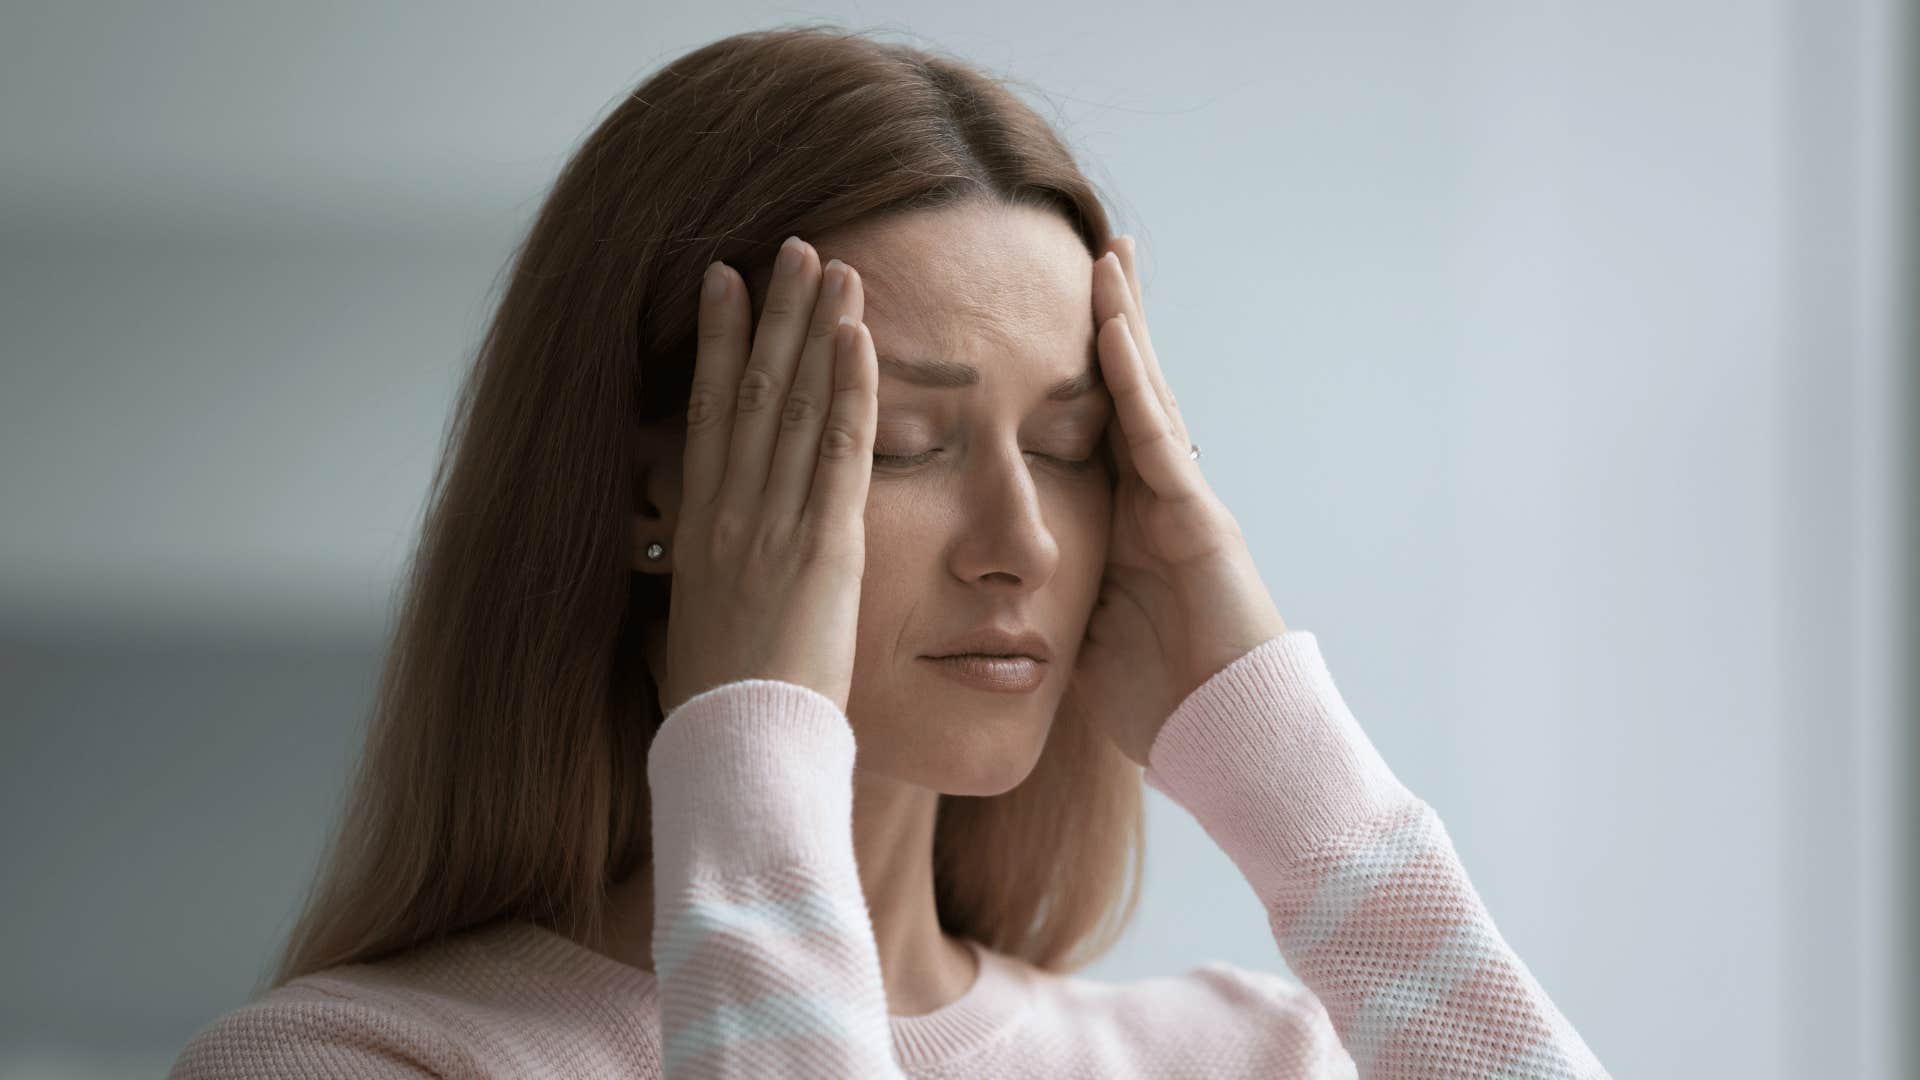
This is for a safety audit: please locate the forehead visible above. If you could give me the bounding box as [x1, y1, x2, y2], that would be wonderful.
[815, 202, 1095, 378]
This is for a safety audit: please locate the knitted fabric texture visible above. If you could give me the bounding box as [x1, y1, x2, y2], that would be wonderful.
[169, 630, 1609, 1078]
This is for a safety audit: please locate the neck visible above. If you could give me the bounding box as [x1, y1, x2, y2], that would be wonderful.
[849, 764, 980, 1016]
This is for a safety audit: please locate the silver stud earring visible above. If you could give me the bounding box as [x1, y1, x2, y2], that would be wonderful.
[644, 541, 665, 561]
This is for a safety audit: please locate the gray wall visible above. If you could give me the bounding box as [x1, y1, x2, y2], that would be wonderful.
[2, 3, 1913, 1078]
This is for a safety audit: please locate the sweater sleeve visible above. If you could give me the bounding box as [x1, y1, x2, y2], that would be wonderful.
[1142, 631, 1610, 1079]
[646, 679, 908, 1079]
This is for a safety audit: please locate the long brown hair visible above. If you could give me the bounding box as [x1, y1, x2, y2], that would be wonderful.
[269, 22, 1143, 992]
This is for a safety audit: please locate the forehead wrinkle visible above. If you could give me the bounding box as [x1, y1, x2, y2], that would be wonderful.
[893, 255, 1081, 352]
[866, 286, 1052, 380]
[830, 213, 1095, 394]
[859, 229, 1073, 320]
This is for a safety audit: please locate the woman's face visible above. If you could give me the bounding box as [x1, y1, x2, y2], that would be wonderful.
[817, 202, 1115, 797]
[639, 201, 1116, 797]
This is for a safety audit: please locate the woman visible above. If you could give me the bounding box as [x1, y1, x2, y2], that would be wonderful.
[169, 24, 1608, 1079]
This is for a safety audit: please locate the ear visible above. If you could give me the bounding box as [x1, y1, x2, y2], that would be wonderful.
[629, 421, 685, 574]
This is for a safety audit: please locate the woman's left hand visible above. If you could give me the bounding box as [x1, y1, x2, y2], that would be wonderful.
[1070, 235, 1290, 768]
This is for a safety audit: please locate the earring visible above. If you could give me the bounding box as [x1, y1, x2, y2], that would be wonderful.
[645, 541, 665, 561]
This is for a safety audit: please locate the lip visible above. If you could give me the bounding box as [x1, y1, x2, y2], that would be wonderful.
[919, 654, 1048, 692]
[923, 625, 1052, 664]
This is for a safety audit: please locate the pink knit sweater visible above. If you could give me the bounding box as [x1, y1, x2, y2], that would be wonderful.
[168, 630, 1608, 1077]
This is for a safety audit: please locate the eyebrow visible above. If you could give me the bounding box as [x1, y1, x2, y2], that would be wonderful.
[876, 347, 1106, 402]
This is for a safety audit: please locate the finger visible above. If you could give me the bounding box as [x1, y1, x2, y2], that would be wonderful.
[1094, 244, 1187, 448]
[1095, 245, 1180, 436]
[768, 258, 865, 521]
[722, 235, 822, 509]
[807, 315, 877, 535]
[682, 260, 749, 510]
[1098, 311, 1202, 499]
[1111, 233, 1146, 313]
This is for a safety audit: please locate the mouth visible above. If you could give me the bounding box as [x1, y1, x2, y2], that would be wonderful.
[918, 653, 1049, 692]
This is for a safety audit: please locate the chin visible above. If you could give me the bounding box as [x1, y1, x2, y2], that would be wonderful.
[855, 695, 1056, 798]
[935, 753, 1043, 798]
[945, 697, 1059, 796]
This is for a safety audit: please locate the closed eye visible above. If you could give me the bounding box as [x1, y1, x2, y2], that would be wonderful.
[872, 448, 1100, 473]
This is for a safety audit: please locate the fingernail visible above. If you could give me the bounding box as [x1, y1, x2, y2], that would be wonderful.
[779, 235, 803, 273]
[823, 258, 846, 297]
[703, 261, 726, 300]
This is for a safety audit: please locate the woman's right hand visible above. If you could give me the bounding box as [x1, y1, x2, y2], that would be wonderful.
[660, 235, 877, 717]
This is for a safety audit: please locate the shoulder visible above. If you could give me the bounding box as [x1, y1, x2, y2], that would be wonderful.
[1166, 963, 1357, 1076]
[166, 980, 475, 1079]
[162, 922, 545, 1068]
[1028, 959, 1357, 1077]
[167, 922, 610, 1080]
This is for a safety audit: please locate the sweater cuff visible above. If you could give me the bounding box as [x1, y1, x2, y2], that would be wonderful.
[1143, 631, 1417, 895]
[646, 679, 858, 885]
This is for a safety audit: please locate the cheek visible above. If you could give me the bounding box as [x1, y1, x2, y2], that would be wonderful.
[1059, 481, 1113, 592]
[853, 497, 933, 638]
[1056, 467, 1112, 538]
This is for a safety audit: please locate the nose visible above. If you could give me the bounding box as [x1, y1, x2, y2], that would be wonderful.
[945, 443, 1062, 590]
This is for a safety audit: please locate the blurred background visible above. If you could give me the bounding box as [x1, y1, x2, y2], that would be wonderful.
[2, 3, 1914, 1078]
